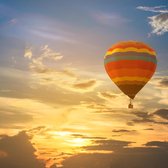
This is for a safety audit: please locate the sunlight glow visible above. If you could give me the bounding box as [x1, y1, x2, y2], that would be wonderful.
[52, 131, 71, 137]
[67, 138, 89, 147]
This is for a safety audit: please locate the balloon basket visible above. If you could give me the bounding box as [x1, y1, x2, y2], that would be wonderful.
[128, 103, 133, 109]
[128, 99, 133, 109]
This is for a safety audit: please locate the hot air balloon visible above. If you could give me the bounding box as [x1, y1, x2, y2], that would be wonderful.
[104, 41, 157, 108]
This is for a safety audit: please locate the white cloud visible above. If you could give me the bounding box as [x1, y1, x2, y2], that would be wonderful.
[137, 5, 168, 35]
[25, 45, 63, 73]
[24, 48, 33, 59]
[9, 18, 18, 25]
[137, 6, 168, 13]
[92, 11, 130, 26]
[41, 45, 63, 61]
[14, 13, 77, 44]
[30, 29, 77, 44]
[149, 13, 168, 35]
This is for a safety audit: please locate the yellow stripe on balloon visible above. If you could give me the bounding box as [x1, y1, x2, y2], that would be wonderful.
[105, 47, 156, 58]
[111, 76, 149, 83]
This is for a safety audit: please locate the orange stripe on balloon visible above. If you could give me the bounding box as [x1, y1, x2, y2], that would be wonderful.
[111, 76, 149, 83]
[106, 69, 154, 78]
[115, 81, 147, 85]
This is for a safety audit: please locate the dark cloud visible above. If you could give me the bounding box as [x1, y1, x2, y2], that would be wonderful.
[98, 92, 117, 100]
[62, 140, 168, 168]
[144, 128, 154, 131]
[112, 129, 136, 133]
[50, 164, 57, 168]
[73, 79, 97, 89]
[130, 110, 168, 125]
[84, 139, 132, 151]
[27, 126, 49, 134]
[127, 121, 135, 126]
[0, 131, 46, 168]
[132, 111, 153, 123]
[71, 133, 106, 140]
[154, 109, 168, 120]
[111, 129, 137, 137]
[146, 141, 168, 149]
[62, 153, 113, 168]
[159, 79, 168, 87]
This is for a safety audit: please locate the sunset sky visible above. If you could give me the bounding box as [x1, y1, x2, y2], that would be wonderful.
[0, 0, 168, 168]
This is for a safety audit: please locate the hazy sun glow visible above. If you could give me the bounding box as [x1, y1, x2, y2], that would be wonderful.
[66, 138, 89, 147]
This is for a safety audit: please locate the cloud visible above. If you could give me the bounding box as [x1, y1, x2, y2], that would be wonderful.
[41, 45, 63, 61]
[137, 6, 168, 13]
[92, 11, 130, 26]
[24, 48, 33, 59]
[144, 128, 154, 131]
[28, 20, 77, 43]
[70, 133, 106, 140]
[132, 111, 153, 123]
[159, 78, 168, 87]
[158, 92, 168, 105]
[61, 69, 76, 78]
[150, 76, 168, 89]
[112, 129, 136, 133]
[62, 140, 168, 168]
[153, 109, 168, 120]
[0, 96, 69, 130]
[0, 131, 46, 168]
[96, 91, 132, 109]
[26, 126, 49, 136]
[0, 106, 33, 127]
[0, 66, 79, 106]
[137, 6, 168, 35]
[129, 110, 168, 125]
[149, 77, 168, 105]
[9, 18, 18, 25]
[7, 13, 77, 44]
[50, 164, 57, 168]
[145, 141, 168, 149]
[0, 150, 7, 158]
[72, 79, 98, 91]
[149, 13, 168, 35]
[27, 45, 63, 74]
[97, 91, 118, 101]
[62, 153, 114, 168]
[24, 45, 101, 93]
[84, 139, 132, 151]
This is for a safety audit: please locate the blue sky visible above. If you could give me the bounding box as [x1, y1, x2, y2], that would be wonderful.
[0, 0, 168, 71]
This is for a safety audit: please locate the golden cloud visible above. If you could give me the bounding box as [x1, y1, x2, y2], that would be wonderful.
[24, 45, 102, 93]
[73, 79, 97, 89]
[98, 91, 118, 101]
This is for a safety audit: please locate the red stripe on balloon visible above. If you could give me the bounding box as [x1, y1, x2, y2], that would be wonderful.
[105, 60, 156, 72]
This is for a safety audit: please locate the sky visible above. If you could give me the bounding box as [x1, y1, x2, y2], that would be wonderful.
[0, 0, 168, 167]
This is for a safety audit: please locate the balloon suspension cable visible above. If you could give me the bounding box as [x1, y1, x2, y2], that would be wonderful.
[128, 98, 133, 109]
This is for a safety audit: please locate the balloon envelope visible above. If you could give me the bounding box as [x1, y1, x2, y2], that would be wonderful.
[104, 41, 157, 99]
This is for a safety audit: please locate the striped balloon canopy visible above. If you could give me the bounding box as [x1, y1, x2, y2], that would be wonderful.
[104, 41, 157, 105]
